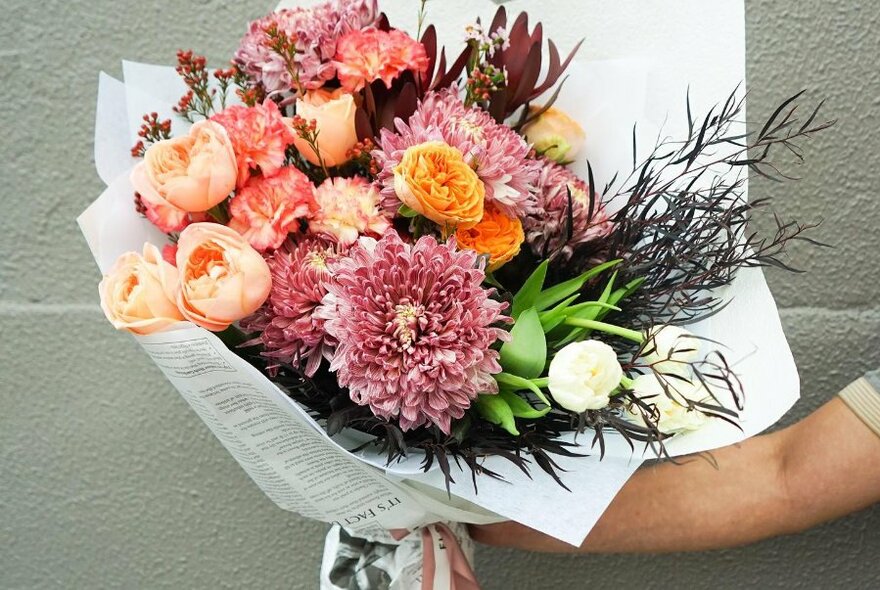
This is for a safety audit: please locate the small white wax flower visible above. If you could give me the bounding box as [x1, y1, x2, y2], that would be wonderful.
[548, 340, 623, 412]
[642, 325, 700, 376]
[625, 374, 710, 434]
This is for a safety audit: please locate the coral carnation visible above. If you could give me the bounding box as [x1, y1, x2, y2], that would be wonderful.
[318, 232, 508, 433]
[211, 100, 296, 188]
[524, 158, 613, 259]
[309, 176, 391, 245]
[241, 236, 345, 376]
[228, 167, 315, 252]
[374, 88, 539, 218]
[233, 0, 378, 95]
[455, 202, 525, 271]
[334, 28, 429, 92]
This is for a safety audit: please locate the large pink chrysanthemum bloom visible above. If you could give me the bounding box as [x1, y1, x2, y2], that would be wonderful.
[233, 0, 379, 95]
[523, 158, 614, 259]
[373, 89, 540, 219]
[318, 232, 508, 433]
[241, 236, 345, 376]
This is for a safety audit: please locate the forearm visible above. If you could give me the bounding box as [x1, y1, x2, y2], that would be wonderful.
[471, 396, 880, 553]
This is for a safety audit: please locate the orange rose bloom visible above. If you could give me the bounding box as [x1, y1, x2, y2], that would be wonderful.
[393, 141, 485, 229]
[455, 203, 525, 271]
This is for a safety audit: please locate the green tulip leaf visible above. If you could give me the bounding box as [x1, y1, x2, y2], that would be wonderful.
[474, 394, 519, 435]
[500, 307, 546, 379]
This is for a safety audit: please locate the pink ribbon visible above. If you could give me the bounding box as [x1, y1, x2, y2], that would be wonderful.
[391, 524, 481, 590]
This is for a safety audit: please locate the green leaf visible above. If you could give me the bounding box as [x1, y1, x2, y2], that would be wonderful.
[499, 307, 546, 379]
[499, 389, 551, 419]
[397, 204, 419, 218]
[597, 277, 645, 321]
[495, 372, 551, 407]
[474, 394, 519, 435]
[538, 294, 580, 332]
[534, 259, 622, 312]
[511, 260, 548, 319]
[555, 271, 619, 347]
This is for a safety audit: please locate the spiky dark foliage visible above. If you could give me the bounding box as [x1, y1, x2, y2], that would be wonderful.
[570, 89, 835, 328]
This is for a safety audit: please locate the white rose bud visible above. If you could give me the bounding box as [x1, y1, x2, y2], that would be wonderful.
[548, 340, 623, 412]
[625, 374, 709, 434]
[522, 106, 586, 164]
[642, 325, 700, 376]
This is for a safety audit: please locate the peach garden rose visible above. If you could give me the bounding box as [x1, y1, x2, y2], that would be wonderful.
[454, 202, 525, 270]
[131, 120, 237, 229]
[175, 223, 272, 332]
[99, 243, 183, 335]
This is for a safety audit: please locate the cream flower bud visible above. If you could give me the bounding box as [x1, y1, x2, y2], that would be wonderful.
[522, 106, 586, 164]
[625, 374, 709, 434]
[548, 340, 623, 412]
[643, 325, 700, 376]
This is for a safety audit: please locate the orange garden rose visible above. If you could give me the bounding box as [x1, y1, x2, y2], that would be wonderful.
[99, 243, 183, 335]
[133, 120, 237, 217]
[291, 89, 358, 168]
[392, 141, 485, 229]
[455, 202, 525, 270]
[175, 223, 272, 332]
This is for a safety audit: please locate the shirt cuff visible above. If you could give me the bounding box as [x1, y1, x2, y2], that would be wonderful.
[838, 377, 880, 439]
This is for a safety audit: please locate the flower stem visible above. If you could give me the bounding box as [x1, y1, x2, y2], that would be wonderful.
[562, 318, 644, 343]
[531, 377, 549, 388]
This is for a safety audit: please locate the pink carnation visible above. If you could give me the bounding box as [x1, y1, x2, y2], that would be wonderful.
[524, 158, 613, 259]
[318, 232, 508, 433]
[228, 167, 315, 252]
[374, 88, 539, 219]
[241, 236, 345, 376]
[308, 176, 391, 245]
[334, 28, 429, 93]
[233, 0, 379, 95]
[211, 100, 296, 188]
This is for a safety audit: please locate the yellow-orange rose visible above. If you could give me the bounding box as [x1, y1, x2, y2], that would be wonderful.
[138, 120, 237, 213]
[522, 106, 586, 164]
[455, 203, 525, 270]
[292, 89, 358, 168]
[99, 243, 183, 335]
[393, 141, 485, 229]
[176, 223, 272, 332]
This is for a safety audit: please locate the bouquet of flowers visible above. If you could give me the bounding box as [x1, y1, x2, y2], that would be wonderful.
[79, 0, 832, 587]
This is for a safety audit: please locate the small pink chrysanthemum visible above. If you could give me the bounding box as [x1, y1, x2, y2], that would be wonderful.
[334, 28, 429, 93]
[374, 88, 540, 219]
[228, 167, 315, 252]
[524, 158, 613, 259]
[241, 236, 345, 376]
[309, 176, 391, 246]
[211, 100, 296, 188]
[234, 0, 379, 95]
[318, 232, 508, 433]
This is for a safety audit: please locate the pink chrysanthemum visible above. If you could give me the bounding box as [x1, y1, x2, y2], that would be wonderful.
[374, 88, 540, 219]
[234, 0, 379, 95]
[241, 236, 345, 376]
[309, 176, 391, 245]
[524, 158, 614, 259]
[228, 167, 315, 252]
[334, 28, 429, 92]
[211, 100, 296, 188]
[318, 232, 508, 433]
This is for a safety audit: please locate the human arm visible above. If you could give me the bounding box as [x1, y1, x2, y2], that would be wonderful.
[469, 378, 880, 553]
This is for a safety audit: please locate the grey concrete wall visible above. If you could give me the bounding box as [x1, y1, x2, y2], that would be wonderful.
[2, 0, 878, 588]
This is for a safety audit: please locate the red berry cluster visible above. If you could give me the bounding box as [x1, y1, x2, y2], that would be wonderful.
[172, 50, 217, 121]
[131, 112, 172, 157]
[346, 138, 380, 176]
[466, 65, 505, 104]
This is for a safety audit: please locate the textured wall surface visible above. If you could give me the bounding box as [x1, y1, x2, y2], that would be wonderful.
[2, 0, 879, 588]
